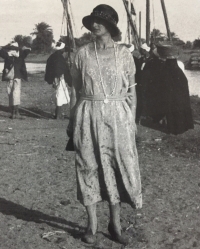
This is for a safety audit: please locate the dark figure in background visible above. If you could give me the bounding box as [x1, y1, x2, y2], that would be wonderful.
[142, 48, 168, 123]
[149, 42, 157, 58]
[131, 48, 143, 123]
[139, 43, 150, 67]
[45, 41, 72, 119]
[163, 58, 194, 135]
[143, 43, 194, 135]
[0, 42, 31, 119]
[131, 43, 150, 123]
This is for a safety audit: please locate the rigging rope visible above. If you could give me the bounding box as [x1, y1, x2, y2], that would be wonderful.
[60, 9, 66, 37]
[152, 0, 156, 42]
[124, 28, 129, 43]
[68, 0, 79, 37]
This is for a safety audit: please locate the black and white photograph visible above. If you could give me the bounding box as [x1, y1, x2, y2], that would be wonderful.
[0, 0, 200, 248]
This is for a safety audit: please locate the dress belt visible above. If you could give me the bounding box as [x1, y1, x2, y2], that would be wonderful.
[80, 95, 126, 101]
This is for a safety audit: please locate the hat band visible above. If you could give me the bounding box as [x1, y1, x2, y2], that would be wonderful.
[91, 11, 117, 25]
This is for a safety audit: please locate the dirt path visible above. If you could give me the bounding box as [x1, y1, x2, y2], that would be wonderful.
[0, 73, 200, 249]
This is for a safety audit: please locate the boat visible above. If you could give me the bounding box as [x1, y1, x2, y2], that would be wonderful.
[123, 0, 173, 48]
[58, 0, 174, 64]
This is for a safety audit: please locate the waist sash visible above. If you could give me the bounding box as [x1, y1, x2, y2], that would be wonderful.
[80, 95, 126, 102]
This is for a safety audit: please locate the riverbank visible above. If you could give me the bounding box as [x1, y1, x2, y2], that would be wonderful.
[0, 49, 194, 64]
[0, 72, 200, 249]
[0, 53, 50, 63]
[25, 53, 50, 63]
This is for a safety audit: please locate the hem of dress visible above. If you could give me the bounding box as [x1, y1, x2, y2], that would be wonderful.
[78, 197, 142, 209]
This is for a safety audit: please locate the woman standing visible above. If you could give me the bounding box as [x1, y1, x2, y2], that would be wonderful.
[68, 4, 142, 245]
[142, 48, 168, 123]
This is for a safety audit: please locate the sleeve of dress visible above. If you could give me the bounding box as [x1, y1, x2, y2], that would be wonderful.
[124, 49, 137, 121]
[126, 50, 136, 88]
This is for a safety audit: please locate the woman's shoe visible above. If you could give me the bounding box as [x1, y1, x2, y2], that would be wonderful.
[108, 223, 129, 246]
[81, 229, 96, 245]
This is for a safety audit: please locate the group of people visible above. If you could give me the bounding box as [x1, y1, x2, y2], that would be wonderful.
[0, 3, 194, 246]
[129, 39, 194, 135]
[0, 40, 72, 120]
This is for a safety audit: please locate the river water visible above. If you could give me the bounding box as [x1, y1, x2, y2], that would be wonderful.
[0, 62, 46, 74]
[0, 62, 199, 97]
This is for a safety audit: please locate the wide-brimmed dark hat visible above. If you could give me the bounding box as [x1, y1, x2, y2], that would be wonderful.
[82, 4, 120, 37]
[156, 42, 179, 59]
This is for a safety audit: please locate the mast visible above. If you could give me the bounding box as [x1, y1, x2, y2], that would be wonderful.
[127, 0, 131, 43]
[61, 0, 76, 50]
[122, 0, 139, 49]
[146, 0, 150, 46]
[160, 0, 172, 42]
[139, 11, 141, 47]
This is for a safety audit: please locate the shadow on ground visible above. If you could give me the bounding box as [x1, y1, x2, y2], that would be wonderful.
[0, 197, 84, 238]
[0, 105, 70, 120]
[0, 104, 53, 119]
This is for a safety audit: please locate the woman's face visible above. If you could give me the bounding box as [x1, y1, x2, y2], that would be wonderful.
[91, 17, 110, 37]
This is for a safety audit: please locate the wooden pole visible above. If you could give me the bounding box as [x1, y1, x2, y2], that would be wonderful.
[66, 0, 76, 49]
[139, 11, 141, 46]
[127, 1, 131, 43]
[122, 0, 139, 48]
[146, 0, 150, 46]
[61, 0, 76, 49]
[160, 0, 172, 42]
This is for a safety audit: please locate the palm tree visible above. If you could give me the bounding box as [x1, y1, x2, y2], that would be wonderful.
[31, 22, 54, 53]
[12, 35, 32, 48]
[151, 29, 166, 43]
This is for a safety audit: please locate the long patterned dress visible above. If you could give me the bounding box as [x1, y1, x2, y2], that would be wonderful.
[71, 42, 142, 209]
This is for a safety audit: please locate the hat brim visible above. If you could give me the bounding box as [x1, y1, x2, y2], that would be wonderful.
[82, 15, 120, 38]
[156, 44, 179, 59]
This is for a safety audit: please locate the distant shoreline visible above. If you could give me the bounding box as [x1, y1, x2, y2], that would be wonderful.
[0, 49, 198, 65]
[0, 53, 51, 64]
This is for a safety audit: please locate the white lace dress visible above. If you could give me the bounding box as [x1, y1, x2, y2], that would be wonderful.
[71, 42, 142, 209]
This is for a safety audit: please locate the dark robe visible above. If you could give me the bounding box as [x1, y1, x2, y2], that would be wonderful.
[45, 50, 72, 86]
[142, 56, 168, 121]
[0, 49, 30, 81]
[133, 56, 143, 121]
[164, 59, 194, 135]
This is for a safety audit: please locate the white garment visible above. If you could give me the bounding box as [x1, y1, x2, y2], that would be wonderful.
[177, 60, 185, 73]
[54, 77, 70, 106]
[141, 62, 145, 70]
[7, 78, 21, 106]
[141, 43, 150, 52]
[8, 50, 19, 57]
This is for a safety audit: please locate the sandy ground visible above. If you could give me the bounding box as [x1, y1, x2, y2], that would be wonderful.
[0, 72, 200, 249]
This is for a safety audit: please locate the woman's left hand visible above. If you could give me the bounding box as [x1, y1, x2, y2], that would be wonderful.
[67, 120, 73, 138]
[126, 93, 134, 107]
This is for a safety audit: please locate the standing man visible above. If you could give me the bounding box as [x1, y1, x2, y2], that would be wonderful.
[45, 41, 72, 119]
[0, 42, 31, 119]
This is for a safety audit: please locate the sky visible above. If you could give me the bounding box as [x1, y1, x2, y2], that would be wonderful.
[0, 0, 200, 46]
